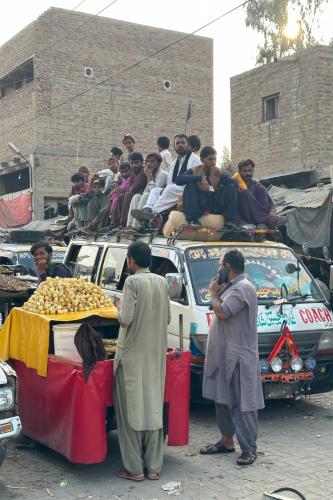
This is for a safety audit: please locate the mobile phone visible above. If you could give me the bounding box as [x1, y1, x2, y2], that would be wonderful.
[218, 265, 229, 285]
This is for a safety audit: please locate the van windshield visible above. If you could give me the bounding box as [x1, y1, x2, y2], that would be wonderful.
[186, 245, 324, 306]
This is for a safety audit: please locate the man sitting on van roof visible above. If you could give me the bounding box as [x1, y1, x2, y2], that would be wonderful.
[175, 146, 238, 226]
[31, 242, 72, 282]
[234, 159, 277, 227]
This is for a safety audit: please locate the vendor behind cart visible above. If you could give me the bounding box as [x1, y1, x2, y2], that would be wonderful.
[30, 242, 72, 282]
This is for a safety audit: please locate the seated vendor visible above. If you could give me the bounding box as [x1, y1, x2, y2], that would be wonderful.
[31, 242, 72, 282]
[234, 159, 277, 227]
[175, 146, 238, 226]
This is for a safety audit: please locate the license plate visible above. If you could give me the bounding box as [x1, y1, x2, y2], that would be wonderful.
[264, 383, 295, 399]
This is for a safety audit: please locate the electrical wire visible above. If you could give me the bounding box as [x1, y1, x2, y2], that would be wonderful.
[72, 0, 88, 10]
[0, 0, 251, 139]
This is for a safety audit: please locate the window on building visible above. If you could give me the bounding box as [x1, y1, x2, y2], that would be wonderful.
[262, 93, 279, 122]
[0, 58, 34, 99]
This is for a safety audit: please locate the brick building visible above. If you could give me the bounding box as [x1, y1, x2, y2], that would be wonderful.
[230, 45, 333, 180]
[0, 7, 213, 222]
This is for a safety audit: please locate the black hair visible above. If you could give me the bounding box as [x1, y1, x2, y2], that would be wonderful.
[122, 134, 135, 144]
[223, 249, 245, 273]
[30, 242, 53, 256]
[119, 161, 131, 170]
[71, 173, 85, 182]
[145, 153, 162, 165]
[238, 159, 255, 171]
[174, 134, 189, 144]
[188, 135, 201, 152]
[129, 152, 144, 163]
[111, 146, 123, 157]
[157, 136, 170, 150]
[127, 241, 151, 268]
[200, 146, 217, 159]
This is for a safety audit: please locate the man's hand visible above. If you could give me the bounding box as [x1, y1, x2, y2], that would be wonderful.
[199, 178, 210, 192]
[209, 277, 223, 297]
[34, 257, 47, 275]
[144, 167, 153, 181]
[113, 296, 122, 311]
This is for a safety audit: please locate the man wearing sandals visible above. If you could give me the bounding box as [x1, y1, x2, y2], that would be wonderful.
[201, 249, 264, 466]
[114, 241, 170, 481]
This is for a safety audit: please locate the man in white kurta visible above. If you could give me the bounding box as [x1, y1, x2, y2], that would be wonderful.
[131, 134, 201, 222]
[114, 241, 170, 481]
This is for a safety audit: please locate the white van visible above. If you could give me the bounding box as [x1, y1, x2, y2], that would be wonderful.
[65, 235, 333, 399]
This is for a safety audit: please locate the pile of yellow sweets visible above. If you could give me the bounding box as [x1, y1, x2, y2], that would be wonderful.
[22, 277, 112, 315]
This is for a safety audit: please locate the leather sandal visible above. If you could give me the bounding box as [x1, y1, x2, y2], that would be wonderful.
[117, 469, 145, 481]
[200, 441, 235, 455]
[236, 453, 257, 466]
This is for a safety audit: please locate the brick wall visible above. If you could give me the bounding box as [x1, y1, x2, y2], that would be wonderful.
[230, 45, 333, 179]
[0, 7, 213, 217]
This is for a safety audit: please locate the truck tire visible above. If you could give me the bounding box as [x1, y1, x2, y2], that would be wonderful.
[0, 443, 7, 467]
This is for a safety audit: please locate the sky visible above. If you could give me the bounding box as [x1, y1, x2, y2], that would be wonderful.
[1, 0, 333, 156]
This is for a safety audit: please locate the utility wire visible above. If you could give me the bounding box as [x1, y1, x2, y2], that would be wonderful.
[72, 0, 88, 10]
[0, 0, 251, 139]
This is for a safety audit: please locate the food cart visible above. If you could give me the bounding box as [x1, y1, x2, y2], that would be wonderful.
[0, 279, 191, 464]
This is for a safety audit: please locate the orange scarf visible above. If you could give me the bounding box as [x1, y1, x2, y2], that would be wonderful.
[233, 172, 248, 191]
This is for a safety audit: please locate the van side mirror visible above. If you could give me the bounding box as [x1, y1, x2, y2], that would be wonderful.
[165, 273, 183, 300]
[330, 265, 333, 290]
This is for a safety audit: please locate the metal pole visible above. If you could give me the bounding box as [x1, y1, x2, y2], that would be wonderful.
[179, 314, 184, 351]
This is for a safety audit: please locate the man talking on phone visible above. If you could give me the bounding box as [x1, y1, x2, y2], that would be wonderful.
[200, 249, 264, 466]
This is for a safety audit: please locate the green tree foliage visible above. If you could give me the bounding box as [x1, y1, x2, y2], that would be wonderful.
[245, 0, 328, 65]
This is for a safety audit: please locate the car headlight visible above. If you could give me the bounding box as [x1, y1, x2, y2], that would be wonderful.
[270, 357, 283, 373]
[0, 388, 14, 410]
[259, 359, 270, 373]
[305, 357, 317, 371]
[290, 357, 303, 372]
[318, 331, 333, 352]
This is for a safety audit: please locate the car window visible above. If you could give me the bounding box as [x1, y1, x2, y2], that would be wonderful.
[73, 245, 101, 282]
[0, 250, 16, 265]
[100, 247, 127, 291]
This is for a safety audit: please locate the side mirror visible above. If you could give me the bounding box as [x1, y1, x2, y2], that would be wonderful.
[165, 273, 183, 300]
[330, 265, 333, 290]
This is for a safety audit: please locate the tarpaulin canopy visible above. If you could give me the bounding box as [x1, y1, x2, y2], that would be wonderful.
[269, 185, 333, 248]
[0, 191, 32, 228]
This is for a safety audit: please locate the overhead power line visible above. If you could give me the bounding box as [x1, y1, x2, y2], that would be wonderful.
[0, 0, 251, 139]
[72, 0, 88, 10]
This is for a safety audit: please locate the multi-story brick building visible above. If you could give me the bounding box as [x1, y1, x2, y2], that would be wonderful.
[0, 7, 213, 223]
[230, 45, 333, 180]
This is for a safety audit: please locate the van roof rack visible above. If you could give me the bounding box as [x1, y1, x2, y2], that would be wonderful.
[71, 225, 281, 246]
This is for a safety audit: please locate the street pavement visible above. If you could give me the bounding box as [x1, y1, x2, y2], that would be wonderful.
[1, 391, 333, 500]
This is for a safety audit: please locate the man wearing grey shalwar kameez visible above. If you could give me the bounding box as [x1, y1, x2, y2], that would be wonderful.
[114, 241, 170, 481]
[201, 249, 264, 466]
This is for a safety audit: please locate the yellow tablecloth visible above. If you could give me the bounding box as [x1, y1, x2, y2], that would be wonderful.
[0, 306, 118, 377]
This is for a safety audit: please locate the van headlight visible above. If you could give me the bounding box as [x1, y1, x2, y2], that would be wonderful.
[318, 331, 333, 352]
[0, 388, 14, 410]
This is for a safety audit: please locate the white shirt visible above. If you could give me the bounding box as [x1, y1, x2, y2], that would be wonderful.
[167, 152, 202, 185]
[160, 149, 173, 172]
[145, 168, 168, 193]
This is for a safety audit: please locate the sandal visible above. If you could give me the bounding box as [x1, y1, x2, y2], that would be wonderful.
[236, 453, 257, 466]
[200, 441, 235, 455]
[117, 469, 145, 481]
[147, 472, 160, 480]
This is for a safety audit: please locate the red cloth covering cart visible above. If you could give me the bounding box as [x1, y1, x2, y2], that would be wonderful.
[12, 349, 191, 464]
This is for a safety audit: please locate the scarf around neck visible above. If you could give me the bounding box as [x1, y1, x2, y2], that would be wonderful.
[233, 172, 248, 191]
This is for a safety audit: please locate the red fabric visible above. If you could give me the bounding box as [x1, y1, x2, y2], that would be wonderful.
[0, 193, 32, 227]
[13, 349, 190, 464]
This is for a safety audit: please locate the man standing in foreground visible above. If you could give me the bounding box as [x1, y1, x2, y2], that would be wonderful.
[114, 241, 170, 481]
[201, 249, 264, 466]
